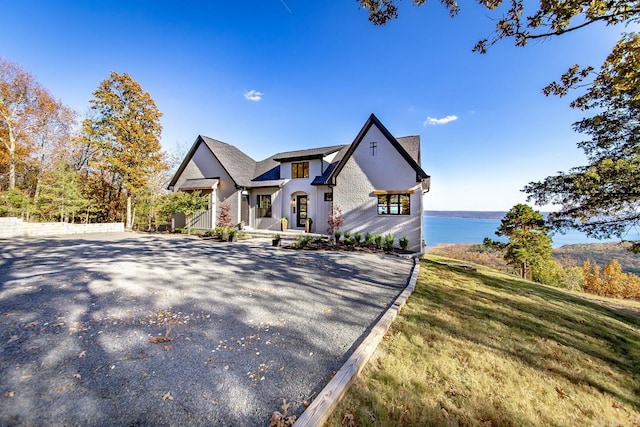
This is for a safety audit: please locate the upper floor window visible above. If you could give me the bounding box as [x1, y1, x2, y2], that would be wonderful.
[370, 141, 377, 156]
[377, 194, 410, 215]
[257, 195, 272, 218]
[292, 162, 309, 179]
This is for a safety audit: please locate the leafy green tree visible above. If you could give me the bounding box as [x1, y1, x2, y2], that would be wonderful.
[164, 191, 209, 234]
[495, 204, 554, 279]
[525, 34, 640, 251]
[0, 188, 31, 218]
[36, 163, 88, 222]
[81, 72, 166, 229]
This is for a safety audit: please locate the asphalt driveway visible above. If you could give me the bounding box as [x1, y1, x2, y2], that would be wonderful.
[0, 233, 414, 426]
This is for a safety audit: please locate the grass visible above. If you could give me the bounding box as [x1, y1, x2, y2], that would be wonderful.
[326, 255, 640, 426]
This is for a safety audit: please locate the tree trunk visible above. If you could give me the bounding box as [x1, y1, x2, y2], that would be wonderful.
[126, 195, 132, 229]
[8, 126, 16, 190]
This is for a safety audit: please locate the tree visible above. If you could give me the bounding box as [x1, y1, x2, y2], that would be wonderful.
[36, 163, 88, 222]
[494, 204, 553, 279]
[0, 58, 74, 191]
[357, 2, 640, 250]
[357, 0, 640, 51]
[81, 72, 166, 228]
[218, 201, 233, 227]
[525, 33, 640, 251]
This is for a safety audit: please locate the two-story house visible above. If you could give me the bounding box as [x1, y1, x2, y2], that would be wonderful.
[167, 114, 430, 251]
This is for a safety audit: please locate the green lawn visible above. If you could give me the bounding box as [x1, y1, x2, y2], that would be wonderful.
[326, 255, 640, 426]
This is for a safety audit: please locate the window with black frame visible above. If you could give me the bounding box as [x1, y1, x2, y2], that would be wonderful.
[291, 162, 309, 179]
[377, 194, 410, 215]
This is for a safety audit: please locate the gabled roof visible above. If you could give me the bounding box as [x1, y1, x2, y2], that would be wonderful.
[324, 113, 429, 185]
[168, 114, 429, 190]
[168, 135, 257, 189]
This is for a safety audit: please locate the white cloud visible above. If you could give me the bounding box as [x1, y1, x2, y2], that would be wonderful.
[243, 89, 263, 102]
[423, 115, 458, 126]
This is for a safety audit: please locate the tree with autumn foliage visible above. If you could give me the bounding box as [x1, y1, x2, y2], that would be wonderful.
[80, 72, 166, 228]
[0, 58, 75, 193]
[582, 258, 640, 300]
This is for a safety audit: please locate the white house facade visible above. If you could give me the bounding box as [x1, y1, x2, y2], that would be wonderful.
[167, 114, 430, 251]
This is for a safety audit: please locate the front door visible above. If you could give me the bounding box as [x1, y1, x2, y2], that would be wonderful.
[296, 195, 307, 228]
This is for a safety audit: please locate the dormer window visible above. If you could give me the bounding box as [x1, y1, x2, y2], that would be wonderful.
[292, 161, 309, 179]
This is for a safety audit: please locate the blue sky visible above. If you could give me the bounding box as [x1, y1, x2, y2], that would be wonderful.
[0, 1, 627, 210]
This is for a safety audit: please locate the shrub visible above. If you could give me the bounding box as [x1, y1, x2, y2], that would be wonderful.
[296, 236, 312, 247]
[384, 234, 394, 251]
[218, 201, 233, 227]
[364, 232, 373, 246]
[334, 230, 342, 243]
[354, 232, 362, 244]
[399, 236, 409, 250]
[343, 230, 351, 240]
[327, 205, 344, 234]
[374, 234, 382, 248]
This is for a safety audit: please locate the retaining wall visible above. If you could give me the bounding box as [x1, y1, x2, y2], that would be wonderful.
[0, 217, 124, 238]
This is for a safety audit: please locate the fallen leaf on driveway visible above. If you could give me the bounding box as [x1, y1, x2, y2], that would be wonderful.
[162, 392, 173, 401]
[4, 391, 15, 398]
[7, 335, 18, 343]
[150, 336, 172, 344]
[78, 350, 86, 359]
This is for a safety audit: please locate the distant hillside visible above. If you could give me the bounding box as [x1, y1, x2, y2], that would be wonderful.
[554, 242, 640, 275]
[424, 211, 506, 220]
[424, 210, 552, 220]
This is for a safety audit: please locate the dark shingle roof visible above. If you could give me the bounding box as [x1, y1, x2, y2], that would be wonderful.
[272, 145, 345, 162]
[200, 136, 257, 187]
[177, 178, 219, 190]
[397, 136, 420, 164]
[168, 115, 428, 190]
[311, 145, 349, 185]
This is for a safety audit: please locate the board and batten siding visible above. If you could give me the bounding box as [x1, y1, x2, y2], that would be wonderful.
[333, 124, 423, 252]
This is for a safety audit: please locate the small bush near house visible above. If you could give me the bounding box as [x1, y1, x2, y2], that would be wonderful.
[294, 236, 312, 248]
[364, 232, 373, 247]
[374, 234, 382, 248]
[383, 234, 394, 251]
[334, 230, 342, 243]
[399, 236, 409, 250]
[343, 230, 351, 240]
[354, 231, 362, 244]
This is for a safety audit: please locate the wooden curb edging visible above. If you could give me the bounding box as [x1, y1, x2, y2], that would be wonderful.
[294, 257, 421, 427]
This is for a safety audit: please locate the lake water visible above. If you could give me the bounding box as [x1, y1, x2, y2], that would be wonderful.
[423, 215, 640, 248]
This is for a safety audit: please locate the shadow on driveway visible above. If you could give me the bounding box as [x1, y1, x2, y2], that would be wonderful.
[0, 232, 413, 426]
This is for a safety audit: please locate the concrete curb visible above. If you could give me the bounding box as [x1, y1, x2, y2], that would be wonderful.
[294, 257, 421, 427]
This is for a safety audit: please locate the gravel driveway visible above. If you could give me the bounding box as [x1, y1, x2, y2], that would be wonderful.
[0, 233, 413, 426]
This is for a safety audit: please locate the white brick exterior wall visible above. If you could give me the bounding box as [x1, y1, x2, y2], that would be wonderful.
[333, 125, 423, 251]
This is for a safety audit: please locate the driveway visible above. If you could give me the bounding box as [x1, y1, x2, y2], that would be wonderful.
[0, 233, 414, 426]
